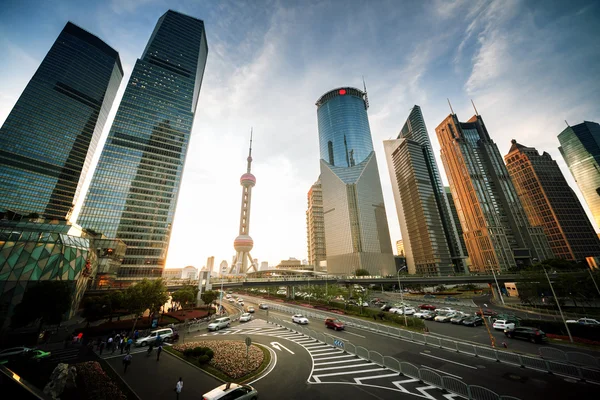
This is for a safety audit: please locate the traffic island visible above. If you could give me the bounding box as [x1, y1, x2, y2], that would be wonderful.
[166, 340, 271, 383]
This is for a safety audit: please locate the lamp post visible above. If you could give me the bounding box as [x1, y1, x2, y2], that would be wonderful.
[540, 264, 573, 343]
[397, 266, 408, 326]
[588, 267, 600, 297]
[488, 259, 505, 305]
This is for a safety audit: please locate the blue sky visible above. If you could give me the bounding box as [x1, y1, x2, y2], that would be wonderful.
[1, 0, 599, 270]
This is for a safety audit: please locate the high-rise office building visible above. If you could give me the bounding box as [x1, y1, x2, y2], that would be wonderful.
[558, 121, 600, 228]
[396, 240, 404, 257]
[506, 140, 600, 260]
[444, 187, 468, 259]
[306, 178, 326, 269]
[316, 87, 394, 275]
[384, 106, 468, 275]
[77, 11, 208, 281]
[0, 22, 123, 220]
[435, 111, 553, 272]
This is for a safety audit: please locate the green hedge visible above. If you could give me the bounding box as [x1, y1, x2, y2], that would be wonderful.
[519, 319, 600, 341]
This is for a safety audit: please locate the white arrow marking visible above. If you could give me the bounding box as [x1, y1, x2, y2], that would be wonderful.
[270, 341, 295, 354]
[416, 385, 438, 400]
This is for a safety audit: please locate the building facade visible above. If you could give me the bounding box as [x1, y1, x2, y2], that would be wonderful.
[306, 179, 326, 269]
[77, 11, 208, 281]
[505, 140, 600, 260]
[396, 240, 404, 257]
[316, 87, 394, 276]
[0, 22, 123, 220]
[558, 121, 600, 228]
[435, 112, 553, 272]
[384, 106, 467, 275]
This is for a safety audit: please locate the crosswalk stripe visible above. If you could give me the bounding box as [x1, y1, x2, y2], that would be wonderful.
[309, 348, 337, 353]
[313, 367, 385, 378]
[314, 363, 373, 371]
[312, 354, 355, 361]
[354, 372, 400, 384]
[314, 358, 362, 366]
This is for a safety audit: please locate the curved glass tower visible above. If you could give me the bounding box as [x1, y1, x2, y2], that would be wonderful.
[316, 87, 393, 276]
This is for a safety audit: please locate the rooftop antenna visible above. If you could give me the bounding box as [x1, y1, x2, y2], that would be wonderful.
[447, 98, 455, 115]
[362, 76, 369, 110]
[471, 99, 479, 116]
[565, 120, 570, 127]
[247, 128, 253, 173]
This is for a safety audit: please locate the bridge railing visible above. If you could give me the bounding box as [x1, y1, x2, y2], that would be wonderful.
[260, 297, 600, 384]
[266, 314, 522, 400]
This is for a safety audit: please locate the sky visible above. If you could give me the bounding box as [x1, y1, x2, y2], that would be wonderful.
[1, 0, 599, 271]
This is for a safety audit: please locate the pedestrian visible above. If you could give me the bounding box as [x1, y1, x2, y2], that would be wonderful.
[122, 353, 132, 373]
[156, 344, 163, 361]
[134, 330, 139, 340]
[119, 337, 125, 354]
[125, 338, 133, 353]
[502, 341, 508, 349]
[175, 377, 183, 399]
[107, 336, 113, 352]
[99, 340, 105, 355]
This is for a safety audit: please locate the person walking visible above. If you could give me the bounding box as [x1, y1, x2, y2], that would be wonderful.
[125, 337, 133, 353]
[107, 336, 113, 353]
[119, 337, 125, 354]
[122, 353, 132, 374]
[175, 377, 183, 399]
[156, 343, 163, 361]
[99, 339, 105, 355]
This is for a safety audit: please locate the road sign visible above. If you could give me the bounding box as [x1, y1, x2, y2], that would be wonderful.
[333, 339, 344, 349]
[270, 341, 295, 354]
[245, 337, 252, 347]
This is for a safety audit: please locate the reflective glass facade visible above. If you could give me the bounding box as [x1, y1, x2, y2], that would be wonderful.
[436, 114, 553, 272]
[558, 121, 600, 228]
[77, 10, 208, 280]
[316, 87, 393, 275]
[0, 22, 123, 220]
[316, 88, 374, 167]
[506, 141, 600, 261]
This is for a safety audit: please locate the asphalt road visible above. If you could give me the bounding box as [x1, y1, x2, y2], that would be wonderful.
[239, 296, 597, 400]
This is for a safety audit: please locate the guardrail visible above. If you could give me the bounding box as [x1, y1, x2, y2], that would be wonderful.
[260, 298, 600, 384]
[267, 315, 521, 400]
[539, 347, 600, 369]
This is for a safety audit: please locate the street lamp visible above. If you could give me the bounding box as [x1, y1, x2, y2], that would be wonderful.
[397, 266, 408, 326]
[542, 264, 573, 343]
[487, 259, 505, 305]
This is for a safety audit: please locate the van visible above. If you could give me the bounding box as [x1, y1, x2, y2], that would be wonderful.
[135, 328, 173, 347]
[208, 317, 231, 331]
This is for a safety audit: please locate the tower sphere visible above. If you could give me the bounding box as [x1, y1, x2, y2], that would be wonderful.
[234, 234, 254, 252]
[240, 172, 256, 187]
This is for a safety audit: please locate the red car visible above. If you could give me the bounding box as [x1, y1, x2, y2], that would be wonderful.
[325, 317, 345, 331]
[476, 308, 498, 317]
[420, 304, 436, 310]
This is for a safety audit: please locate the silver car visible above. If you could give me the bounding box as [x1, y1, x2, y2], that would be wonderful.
[208, 317, 231, 331]
[203, 382, 258, 400]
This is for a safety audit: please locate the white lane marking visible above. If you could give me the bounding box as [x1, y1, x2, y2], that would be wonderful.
[310, 348, 338, 353]
[419, 352, 477, 369]
[313, 367, 386, 378]
[314, 363, 374, 371]
[314, 358, 362, 366]
[270, 341, 295, 354]
[416, 385, 437, 400]
[344, 331, 366, 338]
[312, 351, 345, 357]
[303, 343, 325, 347]
[420, 365, 463, 379]
[354, 372, 400, 384]
[247, 344, 277, 385]
[313, 354, 355, 361]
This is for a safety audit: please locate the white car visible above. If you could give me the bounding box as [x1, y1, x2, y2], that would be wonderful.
[434, 312, 456, 322]
[414, 310, 433, 319]
[239, 313, 252, 322]
[436, 307, 456, 313]
[492, 320, 515, 330]
[566, 318, 600, 325]
[390, 307, 416, 315]
[292, 314, 309, 324]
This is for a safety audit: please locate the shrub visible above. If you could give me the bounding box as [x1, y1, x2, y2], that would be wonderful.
[75, 361, 126, 400]
[197, 355, 210, 364]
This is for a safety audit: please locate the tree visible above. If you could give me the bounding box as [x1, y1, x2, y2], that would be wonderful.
[11, 281, 71, 333]
[355, 269, 370, 277]
[172, 288, 194, 310]
[124, 279, 169, 335]
[200, 290, 219, 315]
[82, 295, 110, 326]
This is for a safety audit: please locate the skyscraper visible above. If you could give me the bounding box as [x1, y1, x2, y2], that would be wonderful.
[0, 22, 123, 220]
[435, 110, 553, 272]
[558, 121, 600, 228]
[384, 106, 468, 275]
[306, 178, 326, 270]
[506, 140, 600, 260]
[316, 87, 394, 276]
[77, 11, 208, 280]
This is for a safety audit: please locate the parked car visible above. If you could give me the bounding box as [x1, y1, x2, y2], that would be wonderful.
[436, 307, 456, 313]
[292, 314, 309, 324]
[239, 313, 252, 322]
[391, 307, 416, 315]
[492, 320, 515, 331]
[450, 313, 470, 324]
[423, 294, 436, 299]
[419, 304, 436, 311]
[462, 316, 484, 327]
[434, 312, 456, 323]
[136, 328, 174, 347]
[203, 382, 258, 400]
[325, 317, 345, 331]
[476, 308, 498, 317]
[0, 347, 51, 364]
[504, 327, 548, 343]
[423, 312, 437, 321]
[247, 306, 255, 313]
[414, 310, 433, 319]
[380, 305, 393, 311]
[566, 318, 600, 325]
[259, 303, 269, 310]
[208, 317, 232, 331]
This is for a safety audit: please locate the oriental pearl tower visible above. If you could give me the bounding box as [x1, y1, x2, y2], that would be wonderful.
[229, 131, 258, 274]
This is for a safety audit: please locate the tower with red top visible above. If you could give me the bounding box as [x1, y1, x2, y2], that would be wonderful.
[230, 131, 258, 274]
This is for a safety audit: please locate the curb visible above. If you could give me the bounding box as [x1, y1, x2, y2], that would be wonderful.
[163, 347, 226, 383]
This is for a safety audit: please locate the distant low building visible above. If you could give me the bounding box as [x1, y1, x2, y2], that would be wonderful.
[162, 268, 183, 280]
[182, 266, 198, 280]
[275, 258, 303, 269]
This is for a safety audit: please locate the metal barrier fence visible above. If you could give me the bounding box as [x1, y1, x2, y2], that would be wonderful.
[260, 298, 600, 384]
[267, 315, 523, 400]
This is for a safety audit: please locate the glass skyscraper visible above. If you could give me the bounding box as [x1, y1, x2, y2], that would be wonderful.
[384, 106, 468, 276]
[0, 22, 123, 220]
[558, 121, 600, 228]
[316, 87, 393, 276]
[77, 10, 208, 281]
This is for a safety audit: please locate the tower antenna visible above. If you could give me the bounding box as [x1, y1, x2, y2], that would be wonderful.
[247, 128, 253, 173]
[565, 120, 570, 127]
[471, 99, 479, 116]
[447, 98, 455, 115]
[362, 76, 370, 110]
